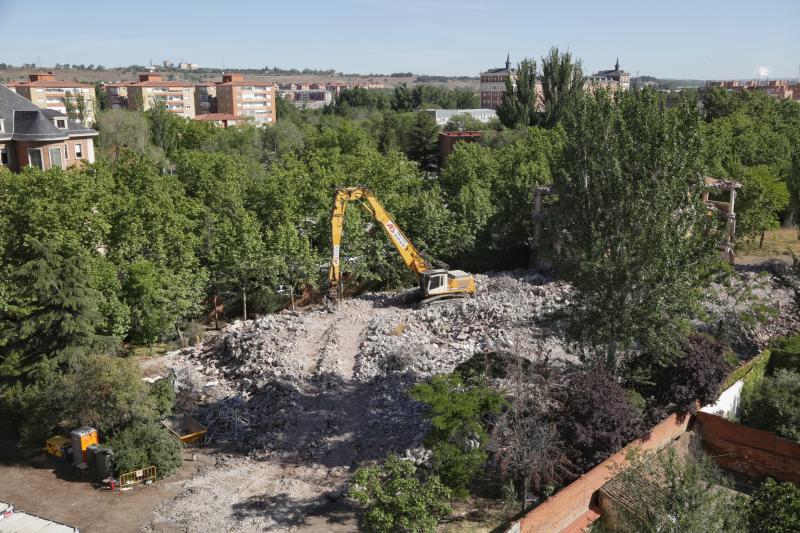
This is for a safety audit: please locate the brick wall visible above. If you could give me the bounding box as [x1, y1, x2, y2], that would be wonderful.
[511, 413, 693, 533]
[696, 411, 800, 485]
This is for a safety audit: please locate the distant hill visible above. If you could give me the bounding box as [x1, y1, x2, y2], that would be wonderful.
[0, 65, 479, 90]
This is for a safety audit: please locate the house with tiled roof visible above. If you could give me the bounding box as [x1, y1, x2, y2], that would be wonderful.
[0, 84, 97, 172]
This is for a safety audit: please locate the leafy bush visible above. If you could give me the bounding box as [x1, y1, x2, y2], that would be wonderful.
[10, 353, 167, 445]
[768, 335, 800, 374]
[739, 369, 800, 441]
[148, 375, 175, 420]
[349, 454, 452, 533]
[110, 421, 182, 478]
[556, 371, 645, 470]
[743, 478, 800, 533]
[601, 448, 745, 533]
[411, 373, 506, 498]
[657, 334, 732, 412]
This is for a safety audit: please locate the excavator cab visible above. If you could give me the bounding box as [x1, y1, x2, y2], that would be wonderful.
[419, 269, 475, 302]
[421, 270, 449, 296]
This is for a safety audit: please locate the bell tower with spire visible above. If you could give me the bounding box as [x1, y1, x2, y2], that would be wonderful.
[505, 53, 511, 71]
[615, 58, 620, 72]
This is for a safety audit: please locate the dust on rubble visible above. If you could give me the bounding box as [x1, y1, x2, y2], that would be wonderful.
[145, 270, 575, 532]
[145, 266, 799, 532]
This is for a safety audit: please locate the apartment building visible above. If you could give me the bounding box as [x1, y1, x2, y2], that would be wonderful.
[126, 73, 195, 118]
[0, 84, 97, 172]
[215, 73, 276, 125]
[8, 71, 97, 125]
[106, 81, 133, 109]
[706, 79, 800, 101]
[195, 83, 217, 114]
[278, 88, 332, 109]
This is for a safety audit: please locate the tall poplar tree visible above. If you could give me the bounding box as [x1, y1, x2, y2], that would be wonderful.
[497, 58, 538, 128]
[554, 89, 720, 372]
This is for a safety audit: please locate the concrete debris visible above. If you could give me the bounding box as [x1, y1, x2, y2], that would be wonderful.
[148, 270, 576, 532]
[699, 269, 800, 357]
[148, 267, 797, 532]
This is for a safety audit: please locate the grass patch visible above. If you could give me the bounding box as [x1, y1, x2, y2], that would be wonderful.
[125, 342, 172, 358]
[737, 227, 800, 258]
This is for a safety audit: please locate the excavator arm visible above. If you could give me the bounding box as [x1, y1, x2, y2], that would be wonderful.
[329, 186, 431, 294]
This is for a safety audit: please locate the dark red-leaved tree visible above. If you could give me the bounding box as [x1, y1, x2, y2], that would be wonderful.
[556, 371, 645, 471]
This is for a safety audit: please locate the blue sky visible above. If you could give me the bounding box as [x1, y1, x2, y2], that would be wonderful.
[1, 0, 798, 79]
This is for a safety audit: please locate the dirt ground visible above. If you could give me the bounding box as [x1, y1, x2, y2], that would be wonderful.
[0, 448, 213, 533]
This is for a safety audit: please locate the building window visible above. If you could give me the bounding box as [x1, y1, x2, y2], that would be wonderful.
[0, 119, 4, 132]
[64, 144, 69, 160]
[54, 118, 67, 129]
[0, 148, 8, 166]
[76, 143, 83, 158]
[28, 148, 44, 169]
[49, 147, 64, 169]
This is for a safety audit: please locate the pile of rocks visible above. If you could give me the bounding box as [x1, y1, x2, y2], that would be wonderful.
[354, 272, 575, 380]
[700, 269, 800, 356]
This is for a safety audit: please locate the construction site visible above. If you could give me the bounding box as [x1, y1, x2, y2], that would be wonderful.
[141, 265, 798, 532]
[2, 179, 799, 532]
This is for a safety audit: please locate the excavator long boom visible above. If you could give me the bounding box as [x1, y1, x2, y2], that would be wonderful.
[329, 186, 431, 291]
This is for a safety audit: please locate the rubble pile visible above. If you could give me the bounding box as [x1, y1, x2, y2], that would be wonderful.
[150, 267, 800, 532]
[355, 272, 575, 380]
[700, 269, 800, 356]
[166, 271, 576, 451]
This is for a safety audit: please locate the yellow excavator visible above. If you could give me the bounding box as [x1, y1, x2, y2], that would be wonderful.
[328, 186, 476, 304]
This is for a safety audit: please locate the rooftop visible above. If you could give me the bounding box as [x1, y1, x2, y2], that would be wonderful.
[0, 84, 97, 141]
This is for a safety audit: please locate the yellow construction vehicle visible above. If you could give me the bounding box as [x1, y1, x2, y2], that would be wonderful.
[329, 186, 476, 304]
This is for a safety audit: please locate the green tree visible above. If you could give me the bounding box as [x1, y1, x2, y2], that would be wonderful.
[739, 369, 800, 441]
[391, 83, 415, 112]
[96, 109, 162, 162]
[123, 259, 174, 346]
[350, 453, 452, 533]
[411, 373, 506, 497]
[145, 98, 180, 158]
[554, 89, 719, 371]
[736, 164, 790, 247]
[406, 112, 440, 171]
[262, 120, 306, 160]
[8, 353, 169, 445]
[110, 421, 182, 478]
[439, 142, 499, 258]
[497, 58, 537, 128]
[0, 238, 116, 382]
[602, 448, 746, 533]
[107, 152, 206, 341]
[787, 149, 800, 228]
[539, 46, 584, 129]
[744, 478, 800, 533]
